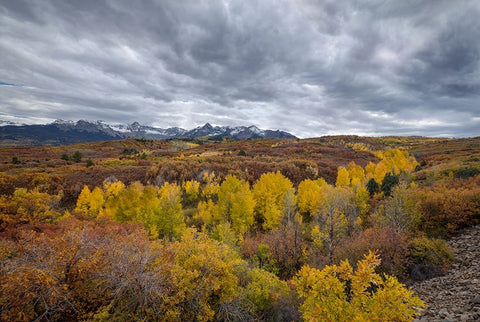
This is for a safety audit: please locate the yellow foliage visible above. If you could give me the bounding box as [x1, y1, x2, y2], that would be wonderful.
[170, 229, 244, 321]
[103, 181, 125, 199]
[355, 187, 370, 226]
[373, 149, 419, 183]
[374, 161, 389, 185]
[293, 251, 424, 321]
[347, 161, 366, 187]
[244, 268, 290, 311]
[157, 182, 186, 240]
[0, 188, 61, 225]
[312, 185, 356, 262]
[201, 172, 220, 199]
[103, 182, 185, 240]
[194, 199, 218, 227]
[75, 186, 105, 218]
[297, 178, 327, 217]
[253, 172, 295, 230]
[182, 179, 200, 202]
[336, 167, 350, 187]
[217, 175, 255, 235]
[365, 161, 376, 180]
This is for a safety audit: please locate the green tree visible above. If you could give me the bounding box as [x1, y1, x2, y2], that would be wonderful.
[381, 172, 399, 197]
[366, 178, 379, 197]
[72, 151, 82, 163]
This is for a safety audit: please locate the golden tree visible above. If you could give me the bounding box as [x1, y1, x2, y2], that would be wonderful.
[294, 252, 424, 321]
[253, 172, 295, 230]
[217, 175, 255, 235]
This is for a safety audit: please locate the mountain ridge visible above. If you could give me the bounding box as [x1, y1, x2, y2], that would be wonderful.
[0, 120, 296, 146]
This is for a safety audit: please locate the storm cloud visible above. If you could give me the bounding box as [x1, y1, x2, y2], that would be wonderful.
[1, 0, 479, 137]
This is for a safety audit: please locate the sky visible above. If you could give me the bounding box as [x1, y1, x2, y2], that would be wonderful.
[1, 0, 480, 138]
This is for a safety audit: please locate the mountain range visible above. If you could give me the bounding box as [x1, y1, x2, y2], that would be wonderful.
[0, 120, 296, 146]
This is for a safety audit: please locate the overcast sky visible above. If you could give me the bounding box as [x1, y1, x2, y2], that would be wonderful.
[1, 0, 479, 138]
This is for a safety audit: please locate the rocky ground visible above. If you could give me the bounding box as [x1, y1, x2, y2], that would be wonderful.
[412, 225, 480, 321]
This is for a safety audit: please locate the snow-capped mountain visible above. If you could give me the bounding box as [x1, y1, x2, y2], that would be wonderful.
[0, 120, 296, 146]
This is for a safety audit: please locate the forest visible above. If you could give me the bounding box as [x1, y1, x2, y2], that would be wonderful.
[1, 135, 480, 321]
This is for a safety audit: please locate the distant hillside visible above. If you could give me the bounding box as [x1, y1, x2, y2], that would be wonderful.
[0, 120, 296, 146]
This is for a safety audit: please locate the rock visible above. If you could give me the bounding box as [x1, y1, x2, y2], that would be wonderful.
[411, 225, 480, 321]
[438, 308, 449, 317]
[470, 295, 480, 305]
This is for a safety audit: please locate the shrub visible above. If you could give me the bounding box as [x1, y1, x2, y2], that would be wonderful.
[72, 151, 82, 163]
[237, 149, 247, 156]
[294, 252, 424, 321]
[454, 167, 480, 180]
[408, 236, 455, 281]
[418, 178, 480, 236]
[334, 227, 410, 279]
[11, 157, 21, 164]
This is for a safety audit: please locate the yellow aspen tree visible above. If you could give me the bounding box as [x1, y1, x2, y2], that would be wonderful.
[103, 180, 125, 200]
[365, 161, 376, 180]
[374, 161, 389, 185]
[201, 171, 220, 200]
[314, 184, 355, 263]
[136, 185, 162, 239]
[253, 172, 295, 230]
[336, 167, 350, 187]
[217, 175, 255, 235]
[380, 183, 421, 232]
[182, 179, 200, 203]
[104, 182, 143, 222]
[194, 199, 219, 228]
[170, 229, 244, 321]
[75, 186, 91, 214]
[297, 178, 327, 217]
[157, 182, 185, 240]
[355, 186, 371, 228]
[75, 186, 105, 218]
[347, 161, 366, 187]
[380, 149, 418, 176]
[89, 187, 105, 217]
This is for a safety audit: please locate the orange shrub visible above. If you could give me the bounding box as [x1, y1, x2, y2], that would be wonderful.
[334, 227, 410, 279]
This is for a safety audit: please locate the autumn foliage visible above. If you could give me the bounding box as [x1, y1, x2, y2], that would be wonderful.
[2, 136, 479, 320]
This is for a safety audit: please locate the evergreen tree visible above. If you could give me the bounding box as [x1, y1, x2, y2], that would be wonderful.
[366, 178, 379, 196]
[381, 172, 399, 197]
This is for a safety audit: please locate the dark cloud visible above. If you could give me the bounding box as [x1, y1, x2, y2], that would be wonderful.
[0, 0, 479, 137]
[0, 81, 22, 86]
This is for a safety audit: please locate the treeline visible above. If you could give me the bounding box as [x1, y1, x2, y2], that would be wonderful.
[1, 148, 480, 320]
